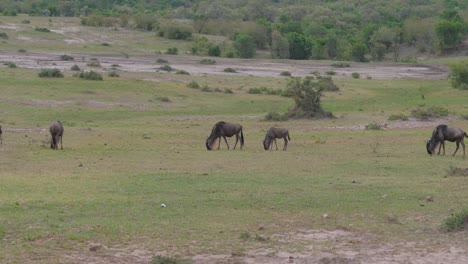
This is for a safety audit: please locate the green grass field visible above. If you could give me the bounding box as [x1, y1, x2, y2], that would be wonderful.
[1, 16, 468, 263]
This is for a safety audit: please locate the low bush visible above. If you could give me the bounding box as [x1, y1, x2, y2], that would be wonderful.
[35, 27, 50, 32]
[79, 71, 103, 81]
[187, 81, 200, 89]
[166, 47, 178, 55]
[388, 114, 409, 121]
[0, 32, 8, 39]
[351, 72, 360, 79]
[200, 59, 216, 65]
[331, 62, 350, 68]
[5, 62, 17, 68]
[61, 54, 74, 61]
[108, 70, 119, 77]
[264, 110, 288, 121]
[86, 58, 101, 67]
[38, 68, 64, 78]
[280, 71, 292, 76]
[442, 208, 468, 232]
[70, 65, 81, 71]
[223, 68, 237, 73]
[159, 65, 174, 72]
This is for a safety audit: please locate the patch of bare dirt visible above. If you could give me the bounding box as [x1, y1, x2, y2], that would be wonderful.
[0, 51, 449, 80]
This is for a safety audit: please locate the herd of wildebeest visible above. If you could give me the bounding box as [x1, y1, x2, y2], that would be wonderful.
[0, 121, 466, 156]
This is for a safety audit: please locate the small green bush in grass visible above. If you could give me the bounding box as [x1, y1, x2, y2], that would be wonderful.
[365, 122, 384, 130]
[264, 110, 288, 121]
[351, 72, 360, 79]
[280, 71, 292, 76]
[176, 70, 189, 75]
[5, 62, 17, 68]
[0, 32, 9, 39]
[157, 58, 168, 64]
[79, 71, 103, 81]
[86, 58, 101, 67]
[187, 81, 200, 89]
[108, 70, 119, 77]
[442, 208, 468, 232]
[70, 64, 81, 71]
[38, 68, 64, 78]
[159, 65, 174, 72]
[61, 54, 74, 61]
[331, 62, 350, 68]
[223, 67, 236, 73]
[17, 49, 27, 53]
[150, 255, 189, 264]
[166, 47, 178, 55]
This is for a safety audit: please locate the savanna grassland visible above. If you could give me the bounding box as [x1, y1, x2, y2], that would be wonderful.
[0, 15, 468, 264]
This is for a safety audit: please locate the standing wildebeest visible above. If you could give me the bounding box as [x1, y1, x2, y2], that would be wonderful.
[50, 121, 64, 150]
[206, 121, 244, 150]
[426, 124, 467, 156]
[263, 127, 290, 151]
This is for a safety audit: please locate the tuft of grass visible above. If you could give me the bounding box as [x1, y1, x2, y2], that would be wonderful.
[366, 122, 384, 130]
[5, 61, 17, 68]
[159, 65, 174, 72]
[157, 58, 168, 63]
[34, 27, 51, 32]
[61, 54, 74, 61]
[108, 70, 120, 77]
[86, 58, 101, 67]
[70, 64, 81, 71]
[280, 71, 292, 76]
[331, 62, 350, 68]
[176, 70, 189, 75]
[442, 209, 468, 232]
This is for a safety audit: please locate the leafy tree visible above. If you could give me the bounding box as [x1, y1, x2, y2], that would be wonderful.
[287, 32, 312, 60]
[350, 42, 368, 62]
[270, 30, 289, 59]
[285, 77, 333, 119]
[436, 9, 466, 53]
[234, 34, 256, 58]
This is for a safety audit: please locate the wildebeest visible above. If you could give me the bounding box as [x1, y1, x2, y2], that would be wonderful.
[263, 127, 290, 151]
[426, 124, 467, 156]
[49, 121, 64, 150]
[206, 121, 244, 150]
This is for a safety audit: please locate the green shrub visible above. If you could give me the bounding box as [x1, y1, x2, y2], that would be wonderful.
[70, 65, 81, 71]
[442, 208, 468, 232]
[159, 65, 174, 72]
[224, 88, 234, 94]
[280, 71, 292, 76]
[317, 76, 339, 91]
[17, 49, 27, 53]
[0, 32, 8, 39]
[160, 23, 193, 40]
[79, 71, 103, 81]
[264, 110, 288, 121]
[351, 72, 360, 79]
[201, 85, 212, 92]
[166, 47, 178, 55]
[61, 54, 74, 61]
[223, 68, 237, 73]
[5, 62, 17, 68]
[157, 58, 168, 63]
[208, 45, 221, 57]
[150, 255, 189, 264]
[325, 71, 336, 75]
[38, 68, 64, 78]
[176, 70, 189, 75]
[187, 81, 200, 89]
[157, 96, 171, 102]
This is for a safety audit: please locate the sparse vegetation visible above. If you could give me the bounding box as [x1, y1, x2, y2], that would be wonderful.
[264, 110, 288, 121]
[86, 58, 101, 67]
[38, 68, 64, 78]
[411, 106, 449, 120]
[5, 62, 17, 68]
[280, 71, 292, 76]
[388, 114, 409, 121]
[0, 32, 8, 39]
[78, 71, 103, 80]
[60, 54, 74, 61]
[223, 67, 236, 73]
[442, 208, 468, 232]
[34, 27, 50, 32]
[351, 72, 360, 79]
[166, 47, 178, 55]
[187, 81, 200, 89]
[159, 65, 174, 72]
[70, 64, 81, 71]
[200, 59, 216, 65]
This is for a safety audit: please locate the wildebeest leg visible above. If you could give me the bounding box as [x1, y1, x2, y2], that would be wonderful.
[217, 137, 222, 150]
[269, 138, 273, 150]
[452, 141, 460, 156]
[223, 136, 230, 150]
[59, 135, 63, 150]
[462, 140, 466, 157]
[283, 137, 288, 151]
[233, 134, 239, 150]
[273, 138, 278, 150]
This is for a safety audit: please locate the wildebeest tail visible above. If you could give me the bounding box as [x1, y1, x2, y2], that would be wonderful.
[465, 132, 468, 138]
[240, 128, 244, 147]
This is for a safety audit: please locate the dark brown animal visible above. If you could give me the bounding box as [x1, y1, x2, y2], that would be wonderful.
[206, 121, 244, 150]
[49, 121, 64, 150]
[0, 125, 2, 144]
[263, 127, 290, 151]
[426, 124, 467, 156]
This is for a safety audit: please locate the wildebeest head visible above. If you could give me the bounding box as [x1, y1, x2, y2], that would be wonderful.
[206, 137, 214, 150]
[426, 139, 436, 155]
[263, 137, 271, 150]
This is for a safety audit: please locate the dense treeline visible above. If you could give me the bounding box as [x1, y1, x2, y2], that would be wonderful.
[1, 0, 467, 61]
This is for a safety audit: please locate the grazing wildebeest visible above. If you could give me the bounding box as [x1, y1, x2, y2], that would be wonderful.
[263, 127, 290, 151]
[206, 121, 244, 150]
[49, 121, 64, 150]
[426, 124, 467, 157]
